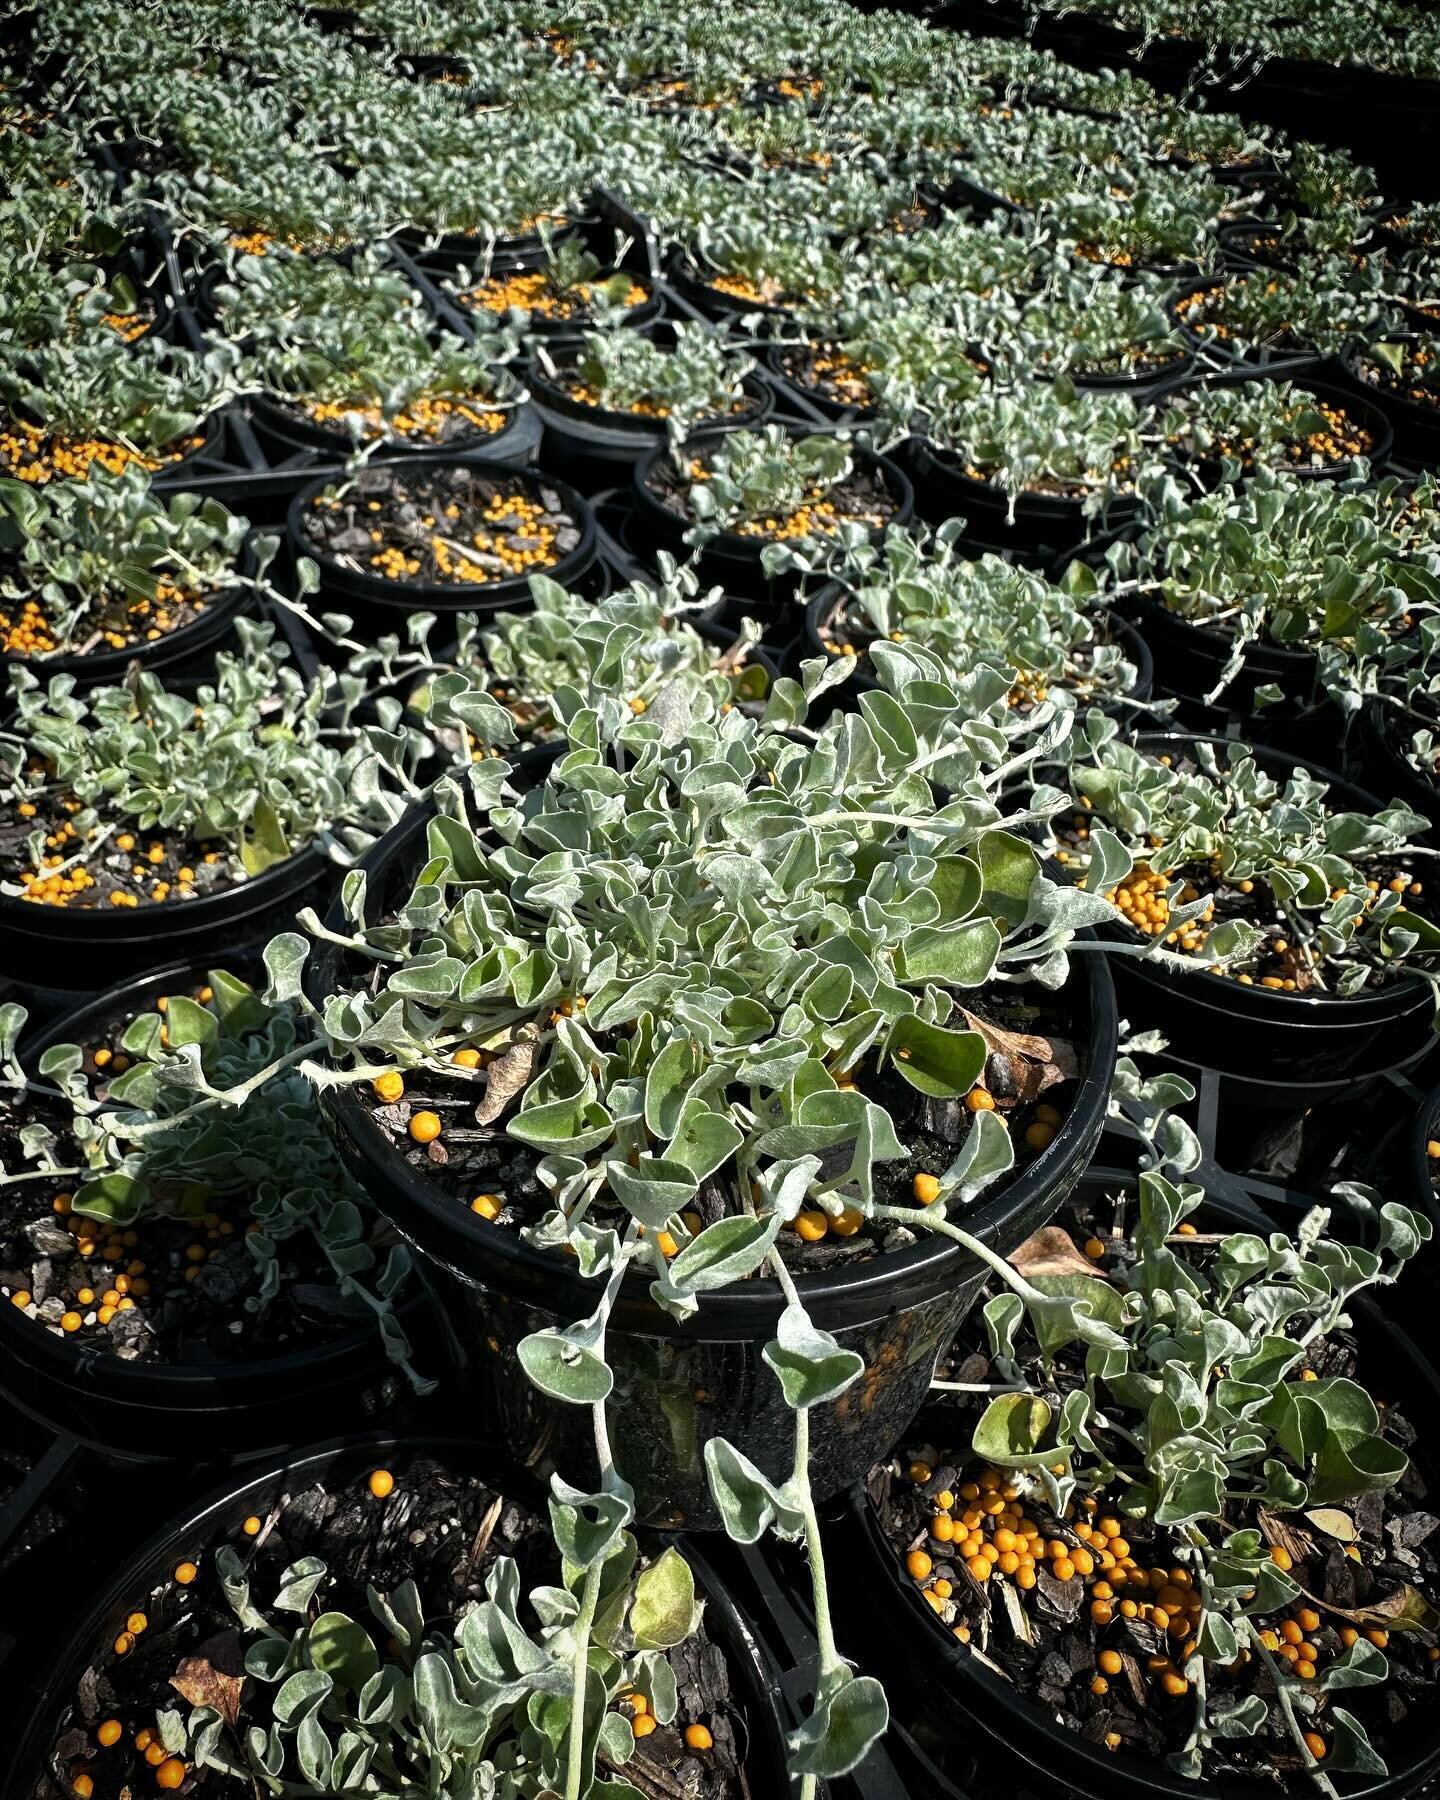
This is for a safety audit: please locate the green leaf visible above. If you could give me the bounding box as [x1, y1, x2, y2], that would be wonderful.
[163, 993, 219, 1050]
[977, 830, 1039, 928]
[308, 1613, 380, 1693]
[240, 795, 293, 877]
[897, 919, 1001, 986]
[788, 1674, 889, 1778]
[668, 1213, 781, 1294]
[762, 1302, 865, 1409]
[703, 1438, 803, 1543]
[1327, 1707, 1387, 1775]
[72, 1171, 151, 1225]
[630, 1548, 699, 1651]
[884, 1015, 987, 1099]
[262, 934, 309, 1006]
[972, 1392, 1053, 1467]
[518, 1325, 613, 1405]
[1319, 1640, 1388, 1691]
[666, 1098, 744, 1182]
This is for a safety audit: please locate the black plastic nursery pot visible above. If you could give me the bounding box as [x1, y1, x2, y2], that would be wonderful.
[825, 1212, 1440, 1800]
[285, 459, 600, 632]
[310, 801, 1119, 1532]
[396, 214, 596, 275]
[0, 961, 430, 1457]
[0, 838, 333, 1000]
[1170, 278, 1327, 380]
[762, 342, 880, 424]
[1406, 1081, 1440, 1236]
[662, 250, 800, 328]
[631, 427, 914, 623]
[9, 1433, 798, 1800]
[458, 274, 663, 338]
[526, 350, 773, 486]
[245, 388, 532, 468]
[1090, 734, 1438, 1093]
[1111, 590, 1342, 759]
[907, 435, 1144, 556]
[800, 583, 1154, 724]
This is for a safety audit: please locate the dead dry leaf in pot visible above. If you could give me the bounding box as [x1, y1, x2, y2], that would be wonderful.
[1258, 1506, 1314, 1567]
[959, 1008, 1076, 1101]
[170, 1629, 246, 1726]
[1008, 1226, 1109, 1282]
[1297, 1580, 1440, 1635]
[475, 1027, 539, 1126]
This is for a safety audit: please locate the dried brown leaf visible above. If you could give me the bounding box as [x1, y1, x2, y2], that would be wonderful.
[475, 1029, 539, 1127]
[1295, 1579, 1440, 1634]
[1000, 1576, 1037, 1646]
[960, 1009, 1077, 1100]
[1258, 1507, 1314, 1566]
[1008, 1226, 1108, 1282]
[170, 1629, 245, 1726]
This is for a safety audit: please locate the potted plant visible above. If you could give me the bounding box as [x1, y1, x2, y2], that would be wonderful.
[527, 322, 769, 476]
[390, 569, 772, 747]
[834, 1118, 1438, 1795]
[13, 1436, 796, 1800]
[1152, 379, 1392, 485]
[767, 302, 989, 425]
[0, 466, 265, 685]
[0, 962, 431, 1451]
[288, 462, 597, 627]
[261, 638, 1118, 1540]
[0, 621, 435, 990]
[1043, 718, 1440, 1084]
[1006, 275, 1195, 388]
[1173, 264, 1401, 373]
[1342, 332, 1440, 463]
[1098, 466, 1440, 726]
[633, 423, 912, 607]
[664, 223, 852, 325]
[448, 234, 660, 333]
[207, 248, 530, 460]
[795, 520, 1152, 721]
[911, 379, 1157, 548]
[0, 335, 234, 484]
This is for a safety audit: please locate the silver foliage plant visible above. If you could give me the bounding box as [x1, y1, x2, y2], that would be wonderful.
[232, 641, 1123, 1794]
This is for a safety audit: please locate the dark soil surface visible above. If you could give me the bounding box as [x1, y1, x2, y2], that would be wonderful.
[1352, 343, 1440, 413]
[773, 342, 878, 411]
[454, 267, 652, 328]
[874, 1196, 1440, 1783]
[0, 412, 205, 484]
[0, 794, 246, 912]
[0, 574, 215, 663]
[1164, 395, 1379, 471]
[0, 981, 389, 1366]
[1173, 282, 1314, 358]
[928, 441, 1137, 502]
[298, 463, 583, 587]
[35, 1450, 752, 1799]
[269, 390, 510, 447]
